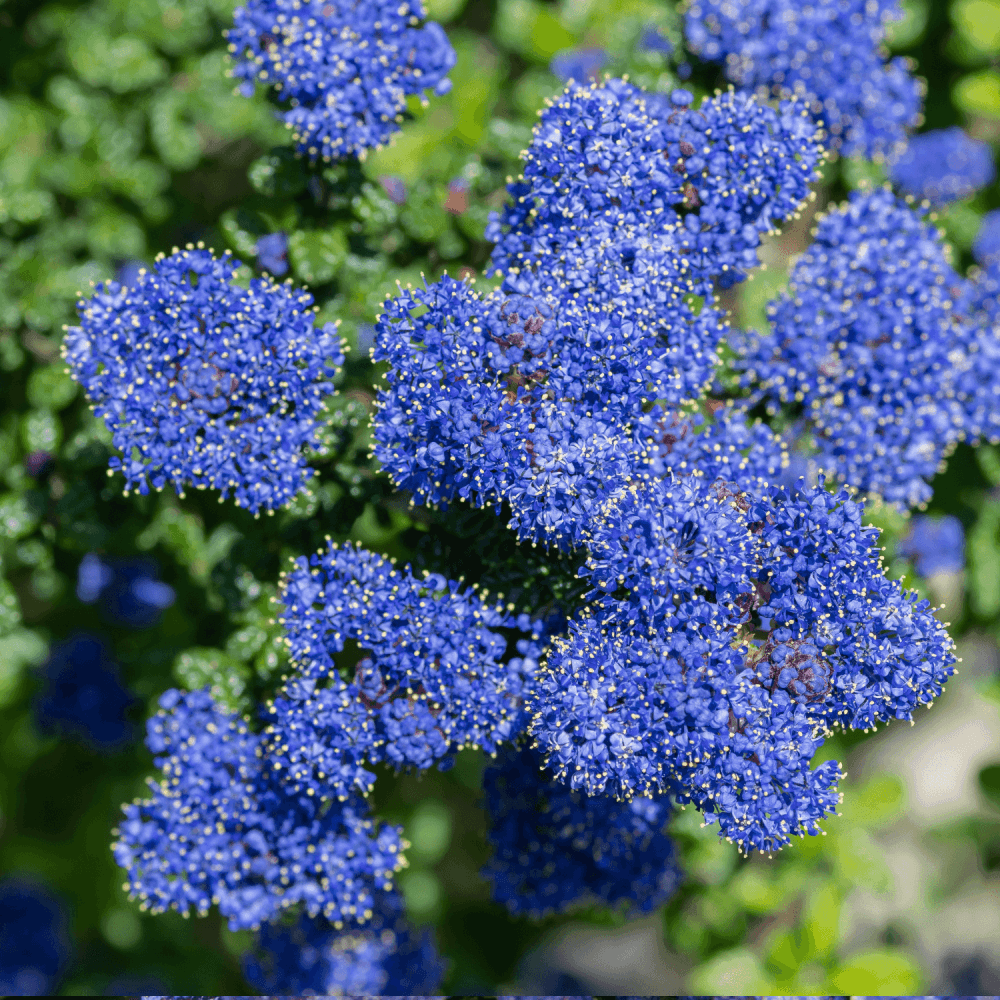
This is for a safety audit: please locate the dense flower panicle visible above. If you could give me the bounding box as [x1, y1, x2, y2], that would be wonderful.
[77, 552, 175, 628]
[684, 0, 922, 158]
[35, 634, 135, 751]
[63, 247, 345, 514]
[482, 744, 681, 917]
[262, 672, 382, 802]
[898, 514, 966, 576]
[245, 894, 445, 995]
[276, 541, 544, 770]
[227, 0, 456, 160]
[0, 880, 71, 996]
[529, 480, 956, 852]
[488, 80, 824, 296]
[112, 688, 407, 931]
[374, 81, 820, 549]
[372, 270, 731, 543]
[973, 209, 1000, 266]
[889, 127, 996, 205]
[734, 188, 974, 509]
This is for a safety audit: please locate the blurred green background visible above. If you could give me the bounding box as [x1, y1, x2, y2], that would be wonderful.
[1, 0, 999, 994]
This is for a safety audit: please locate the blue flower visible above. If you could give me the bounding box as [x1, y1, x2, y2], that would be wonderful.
[63, 246, 345, 514]
[550, 48, 607, 83]
[529, 478, 956, 852]
[734, 188, 974, 509]
[379, 175, 407, 205]
[35, 634, 135, 751]
[245, 892, 446, 994]
[889, 127, 996, 205]
[482, 743, 681, 917]
[898, 514, 965, 576]
[255, 232, 288, 276]
[228, 0, 456, 160]
[77, 553, 175, 628]
[685, 0, 922, 158]
[112, 688, 407, 931]
[973, 209, 1000, 267]
[638, 27, 673, 55]
[115, 260, 145, 287]
[488, 80, 824, 296]
[0, 879, 71, 996]
[275, 541, 545, 773]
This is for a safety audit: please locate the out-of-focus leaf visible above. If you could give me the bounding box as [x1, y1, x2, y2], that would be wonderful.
[288, 227, 349, 285]
[954, 69, 1000, 118]
[173, 647, 249, 713]
[688, 946, 775, 994]
[951, 0, 1000, 55]
[828, 947, 923, 993]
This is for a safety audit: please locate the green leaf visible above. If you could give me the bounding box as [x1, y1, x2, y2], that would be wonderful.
[688, 946, 775, 994]
[224, 625, 267, 663]
[885, 0, 929, 48]
[85, 204, 147, 258]
[288, 228, 348, 285]
[801, 881, 840, 957]
[67, 30, 167, 93]
[978, 762, 1000, 809]
[399, 192, 451, 243]
[844, 772, 906, 828]
[951, 0, 1000, 55]
[954, 70, 1000, 119]
[26, 364, 78, 410]
[0, 577, 22, 638]
[968, 501, 1000, 617]
[0, 493, 41, 540]
[247, 150, 308, 199]
[828, 947, 923, 993]
[20, 410, 61, 453]
[425, 0, 469, 22]
[0, 629, 46, 707]
[219, 208, 265, 258]
[831, 826, 893, 893]
[173, 647, 250, 713]
[149, 91, 202, 170]
[494, 0, 576, 62]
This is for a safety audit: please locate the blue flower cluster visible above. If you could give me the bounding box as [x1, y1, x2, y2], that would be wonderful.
[374, 81, 821, 547]
[245, 893, 445, 993]
[227, 0, 456, 160]
[77, 552, 175, 628]
[367, 78, 958, 858]
[889, 127, 996, 205]
[0, 879, 71, 996]
[529, 478, 955, 852]
[112, 688, 407, 931]
[64, 246, 345, 514]
[483, 744, 681, 917]
[105, 18, 972, 976]
[734, 188, 976, 509]
[35, 634, 135, 751]
[684, 0, 923, 158]
[274, 541, 545, 773]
